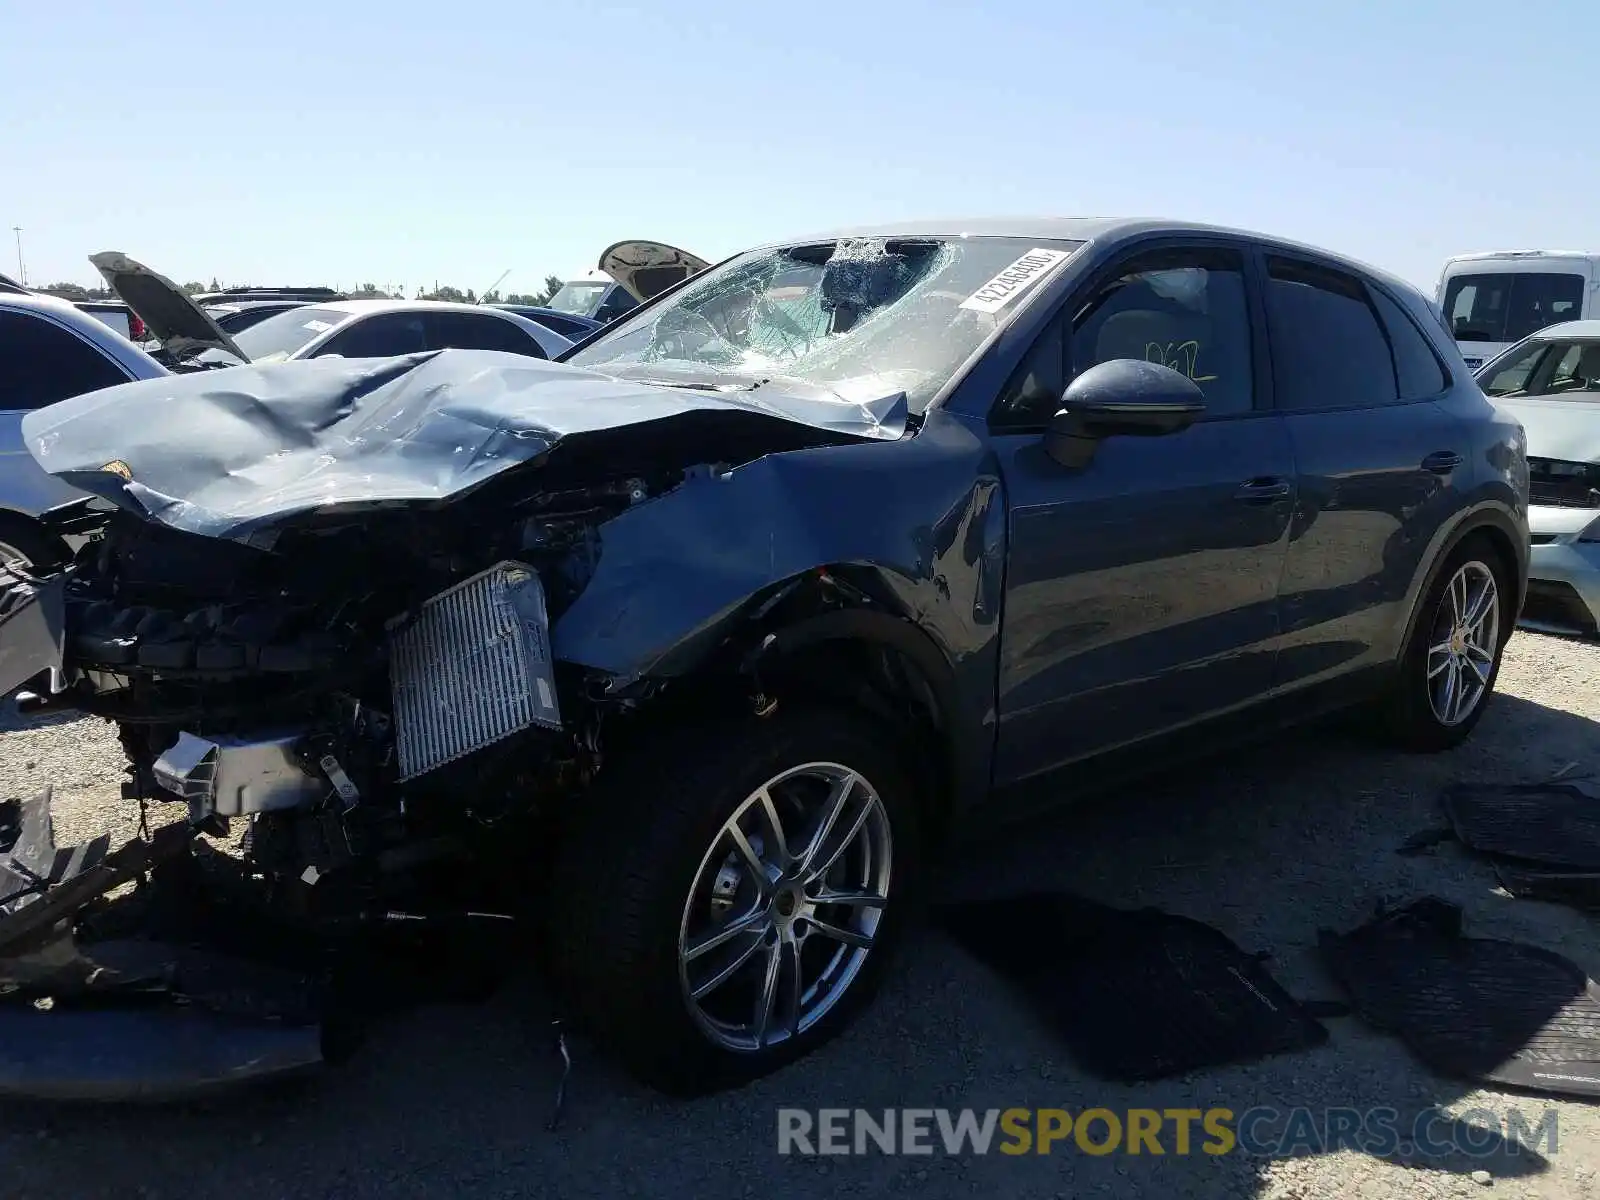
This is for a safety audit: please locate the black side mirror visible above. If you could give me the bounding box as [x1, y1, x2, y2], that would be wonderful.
[1044, 359, 1206, 469]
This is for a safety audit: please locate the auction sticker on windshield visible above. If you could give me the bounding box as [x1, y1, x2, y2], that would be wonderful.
[959, 247, 1073, 314]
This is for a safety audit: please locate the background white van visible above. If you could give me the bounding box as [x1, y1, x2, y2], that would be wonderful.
[1436, 251, 1600, 369]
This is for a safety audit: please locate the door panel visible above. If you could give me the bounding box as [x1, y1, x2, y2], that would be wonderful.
[992, 415, 1295, 785]
[1275, 402, 1470, 682]
[1260, 253, 1474, 686]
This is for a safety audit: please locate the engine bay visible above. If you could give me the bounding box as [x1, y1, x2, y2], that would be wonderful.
[22, 475, 674, 918]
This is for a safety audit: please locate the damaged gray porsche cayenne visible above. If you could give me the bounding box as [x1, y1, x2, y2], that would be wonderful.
[0, 218, 1527, 1098]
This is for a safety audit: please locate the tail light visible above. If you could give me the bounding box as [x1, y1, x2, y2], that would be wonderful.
[128, 313, 148, 342]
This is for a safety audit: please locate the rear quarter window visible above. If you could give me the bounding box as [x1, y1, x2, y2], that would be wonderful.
[1372, 290, 1448, 399]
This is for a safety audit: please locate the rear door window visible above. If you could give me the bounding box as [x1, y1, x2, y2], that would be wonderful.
[317, 313, 428, 358]
[424, 312, 546, 357]
[1264, 257, 1398, 411]
[1442, 272, 1585, 343]
[0, 311, 131, 410]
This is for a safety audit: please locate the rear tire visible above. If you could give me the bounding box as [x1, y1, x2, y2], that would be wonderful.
[1379, 533, 1513, 752]
[544, 705, 922, 1096]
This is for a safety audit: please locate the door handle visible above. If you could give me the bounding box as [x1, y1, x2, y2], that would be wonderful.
[1234, 476, 1292, 504]
[1422, 451, 1464, 475]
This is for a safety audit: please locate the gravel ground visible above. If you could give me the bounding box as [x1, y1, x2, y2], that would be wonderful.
[1, 632, 1599, 1199]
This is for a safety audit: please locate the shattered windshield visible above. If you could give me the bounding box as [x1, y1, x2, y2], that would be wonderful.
[567, 236, 1085, 412]
[546, 281, 610, 316]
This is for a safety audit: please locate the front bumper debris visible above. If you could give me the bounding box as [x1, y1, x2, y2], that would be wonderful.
[0, 787, 327, 1101]
[0, 1006, 323, 1102]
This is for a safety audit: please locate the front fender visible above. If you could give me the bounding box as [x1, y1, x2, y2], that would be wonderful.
[548, 411, 1007, 807]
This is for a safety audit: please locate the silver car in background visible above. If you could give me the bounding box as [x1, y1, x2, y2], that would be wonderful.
[0, 292, 168, 566]
[1477, 319, 1600, 635]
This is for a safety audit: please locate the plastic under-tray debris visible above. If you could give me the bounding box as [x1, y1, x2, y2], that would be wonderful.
[935, 892, 1328, 1082]
[1320, 896, 1600, 1098]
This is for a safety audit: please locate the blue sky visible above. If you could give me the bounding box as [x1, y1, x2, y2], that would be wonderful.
[2, 0, 1592, 295]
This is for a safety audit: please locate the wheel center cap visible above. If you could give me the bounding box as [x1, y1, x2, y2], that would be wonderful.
[1450, 627, 1467, 655]
[774, 890, 798, 918]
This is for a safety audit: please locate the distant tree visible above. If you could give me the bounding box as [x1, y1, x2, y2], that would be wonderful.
[182, 281, 207, 294]
[41, 282, 89, 300]
[209, 276, 221, 291]
[532, 273, 565, 305]
[420, 285, 468, 303]
[482, 289, 502, 304]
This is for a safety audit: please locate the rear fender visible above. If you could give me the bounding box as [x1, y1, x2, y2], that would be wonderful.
[1391, 502, 1528, 665]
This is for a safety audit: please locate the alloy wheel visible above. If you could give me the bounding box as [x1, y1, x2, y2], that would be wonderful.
[1426, 560, 1500, 727]
[677, 761, 893, 1053]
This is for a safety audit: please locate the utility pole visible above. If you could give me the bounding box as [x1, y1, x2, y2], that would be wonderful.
[11, 227, 25, 286]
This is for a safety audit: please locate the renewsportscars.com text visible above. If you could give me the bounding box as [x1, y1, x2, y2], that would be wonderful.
[776, 1106, 1559, 1158]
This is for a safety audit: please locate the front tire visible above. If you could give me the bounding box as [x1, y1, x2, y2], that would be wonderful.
[1380, 533, 1512, 751]
[545, 705, 921, 1095]
[0, 515, 68, 574]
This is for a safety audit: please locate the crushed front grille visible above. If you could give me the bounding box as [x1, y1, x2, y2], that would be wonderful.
[388, 561, 562, 781]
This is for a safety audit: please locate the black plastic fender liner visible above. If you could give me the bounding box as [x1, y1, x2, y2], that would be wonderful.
[0, 1005, 324, 1102]
[0, 568, 67, 700]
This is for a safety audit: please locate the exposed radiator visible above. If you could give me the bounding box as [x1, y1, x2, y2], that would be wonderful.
[388, 561, 563, 782]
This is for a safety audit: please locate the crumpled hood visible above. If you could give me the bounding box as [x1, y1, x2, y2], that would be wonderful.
[1494, 396, 1600, 464]
[20, 349, 907, 542]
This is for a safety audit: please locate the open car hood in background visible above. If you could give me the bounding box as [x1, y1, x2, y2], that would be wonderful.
[19, 349, 908, 542]
[89, 251, 249, 363]
[598, 240, 710, 303]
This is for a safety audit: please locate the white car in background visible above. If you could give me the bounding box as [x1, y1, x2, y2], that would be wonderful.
[1476, 320, 1600, 637]
[0, 292, 168, 567]
[89, 252, 574, 369]
[1438, 250, 1600, 369]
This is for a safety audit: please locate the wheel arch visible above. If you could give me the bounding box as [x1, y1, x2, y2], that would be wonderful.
[1394, 504, 1527, 664]
[601, 570, 978, 849]
[754, 607, 974, 848]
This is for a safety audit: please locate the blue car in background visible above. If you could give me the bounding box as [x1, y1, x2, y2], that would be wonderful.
[490, 304, 602, 341]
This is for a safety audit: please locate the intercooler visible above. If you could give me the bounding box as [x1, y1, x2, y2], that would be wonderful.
[387, 561, 564, 781]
